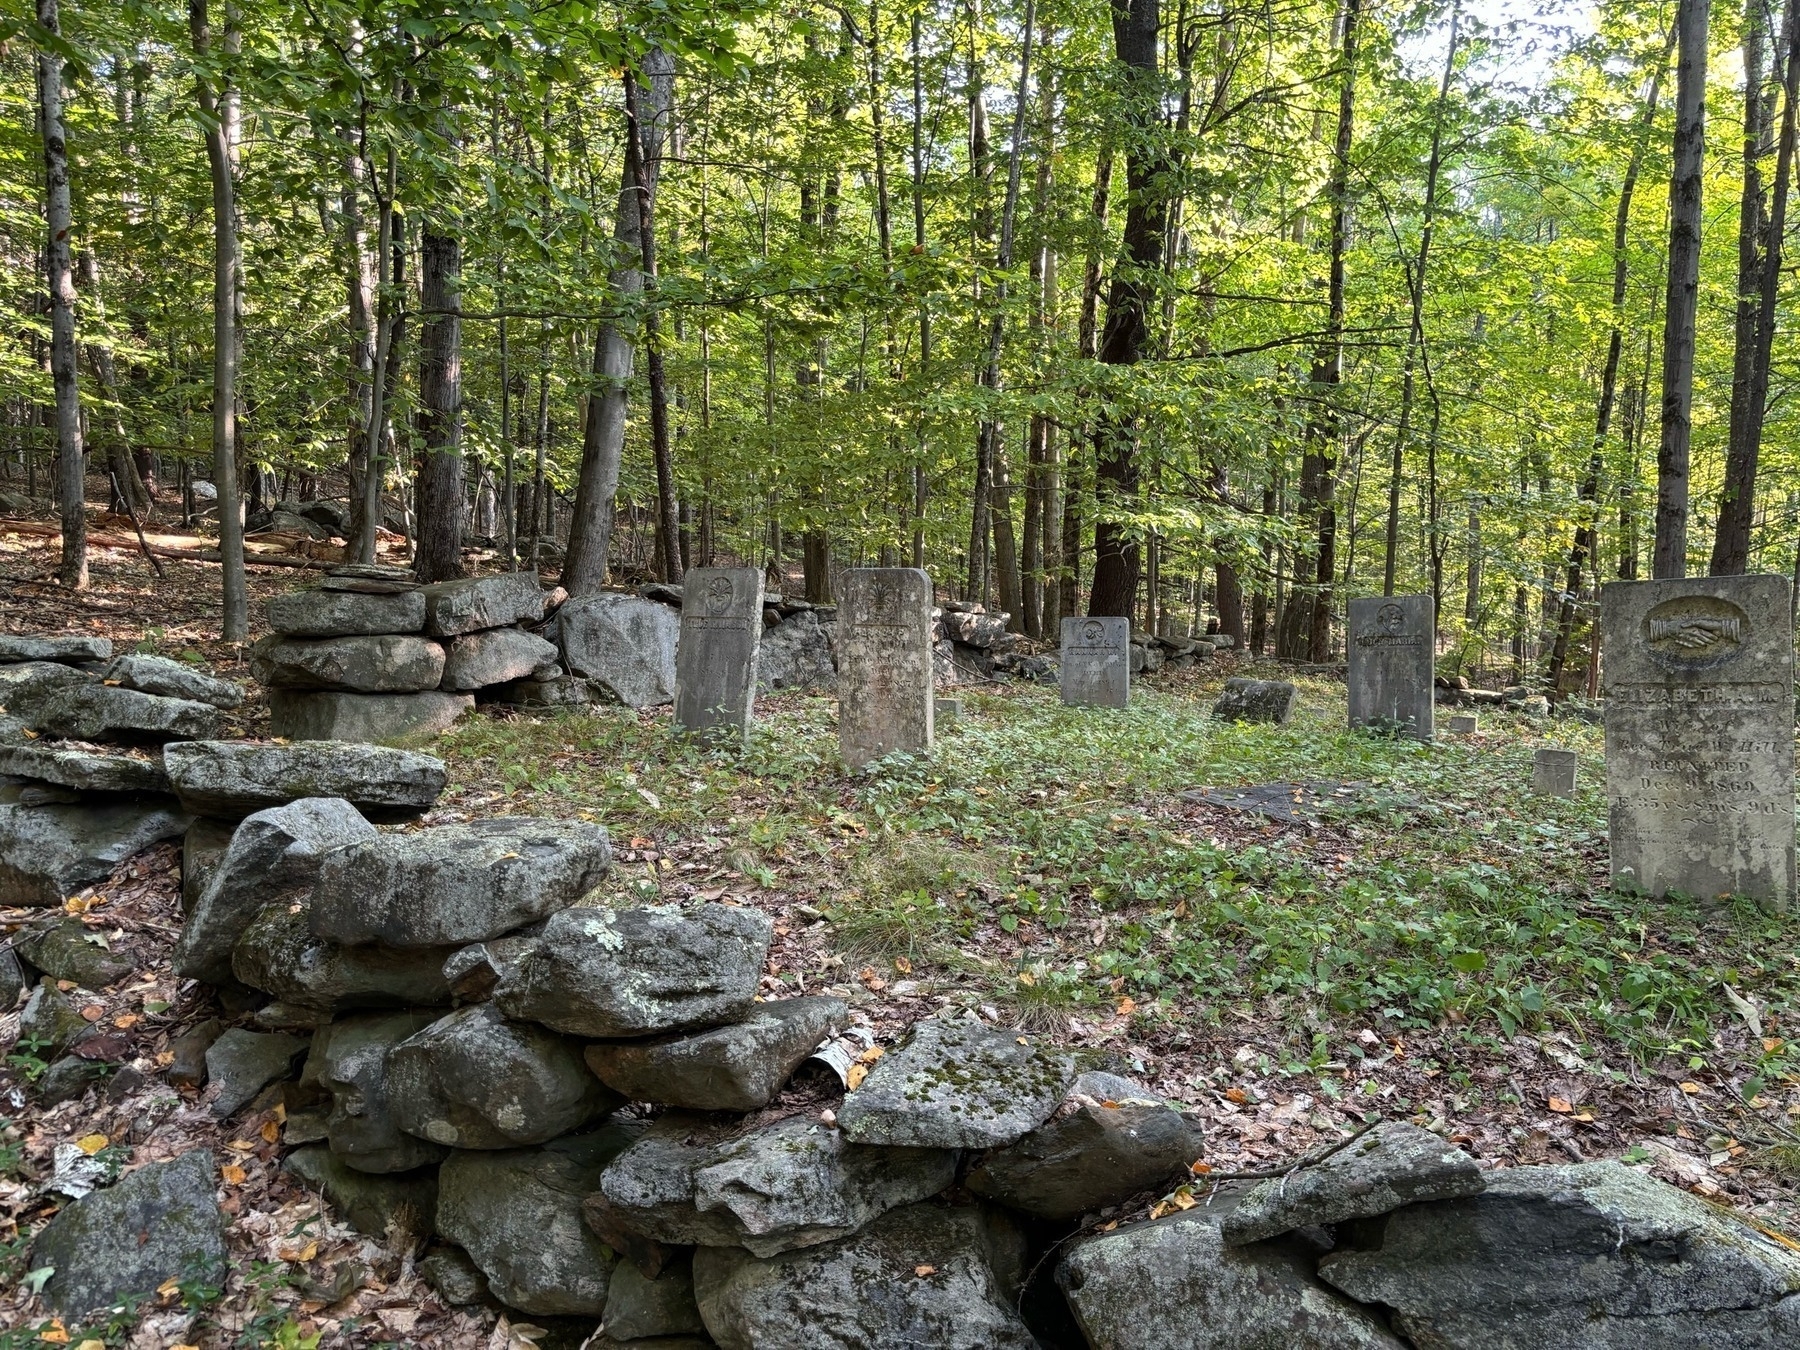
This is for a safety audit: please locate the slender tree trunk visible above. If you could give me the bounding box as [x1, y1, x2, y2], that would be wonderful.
[909, 7, 930, 566]
[342, 138, 376, 545]
[414, 224, 464, 582]
[1713, 0, 1800, 573]
[1061, 147, 1112, 622]
[1089, 0, 1168, 620]
[564, 48, 674, 592]
[1653, 0, 1710, 579]
[38, 0, 85, 589]
[191, 0, 245, 638]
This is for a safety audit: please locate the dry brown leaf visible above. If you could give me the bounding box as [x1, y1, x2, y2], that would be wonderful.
[846, 1063, 870, 1091]
[1225, 1088, 1248, 1104]
[1548, 1097, 1572, 1113]
[913, 1265, 935, 1277]
[221, 1163, 247, 1185]
[1679, 1082, 1704, 1095]
[261, 1120, 282, 1143]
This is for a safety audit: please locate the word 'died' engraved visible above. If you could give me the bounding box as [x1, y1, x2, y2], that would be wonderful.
[1602, 575, 1795, 909]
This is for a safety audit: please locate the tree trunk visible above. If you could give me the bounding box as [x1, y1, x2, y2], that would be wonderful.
[1653, 0, 1710, 579]
[38, 0, 86, 589]
[564, 48, 674, 593]
[1089, 0, 1167, 620]
[413, 225, 464, 582]
[1713, 0, 1800, 574]
[191, 0, 246, 638]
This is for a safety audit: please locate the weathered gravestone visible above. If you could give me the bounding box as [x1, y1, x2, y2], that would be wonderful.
[1447, 714, 1477, 735]
[1348, 595, 1434, 740]
[674, 568, 763, 742]
[837, 569, 934, 769]
[1060, 617, 1130, 708]
[1533, 748, 1577, 798]
[1602, 576, 1795, 907]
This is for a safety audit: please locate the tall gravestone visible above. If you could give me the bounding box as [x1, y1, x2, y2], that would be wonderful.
[1602, 575, 1795, 908]
[838, 568, 934, 769]
[674, 567, 764, 742]
[1348, 595, 1435, 740]
[1060, 617, 1130, 708]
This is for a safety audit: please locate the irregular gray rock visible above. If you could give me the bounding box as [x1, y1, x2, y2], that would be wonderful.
[267, 689, 474, 745]
[181, 816, 233, 916]
[32, 683, 221, 743]
[38, 1054, 112, 1105]
[592, 1113, 745, 1249]
[102, 653, 245, 709]
[0, 659, 93, 720]
[1059, 1202, 1405, 1350]
[21, 980, 94, 1054]
[967, 1071, 1204, 1220]
[31, 1150, 226, 1318]
[267, 587, 427, 637]
[0, 942, 22, 1010]
[388, 1004, 619, 1148]
[231, 900, 455, 1011]
[420, 1246, 491, 1306]
[556, 593, 679, 708]
[1222, 1121, 1483, 1246]
[693, 1202, 1035, 1350]
[488, 672, 605, 708]
[0, 798, 191, 905]
[604, 1252, 706, 1340]
[837, 1018, 1077, 1150]
[172, 797, 375, 986]
[315, 1011, 451, 1173]
[167, 1017, 225, 1088]
[495, 903, 771, 1037]
[436, 1125, 641, 1315]
[250, 633, 447, 693]
[442, 626, 559, 692]
[422, 572, 546, 637]
[441, 932, 538, 1002]
[326, 561, 418, 586]
[1317, 1161, 1800, 1348]
[205, 1028, 309, 1118]
[311, 816, 611, 947]
[284, 1144, 438, 1240]
[0, 634, 111, 664]
[164, 739, 447, 819]
[0, 744, 171, 794]
[14, 914, 134, 989]
[755, 610, 836, 693]
[584, 996, 841, 1111]
[1212, 677, 1300, 726]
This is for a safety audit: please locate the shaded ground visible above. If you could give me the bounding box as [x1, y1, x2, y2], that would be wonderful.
[4, 532, 1800, 1346]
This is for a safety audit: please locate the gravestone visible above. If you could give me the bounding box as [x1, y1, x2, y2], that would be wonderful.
[935, 697, 962, 726]
[1348, 595, 1435, 740]
[1602, 576, 1795, 908]
[1060, 617, 1130, 708]
[674, 568, 764, 742]
[837, 569, 934, 769]
[1447, 714, 1477, 735]
[1533, 748, 1577, 798]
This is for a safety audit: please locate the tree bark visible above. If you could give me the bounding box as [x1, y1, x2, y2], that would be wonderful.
[38, 0, 86, 590]
[191, 0, 246, 638]
[1088, 0, 1167, 620]
[564, 48, 674, 592]
[1653, 0, 1710, 579]
[413, 225, 464, 582]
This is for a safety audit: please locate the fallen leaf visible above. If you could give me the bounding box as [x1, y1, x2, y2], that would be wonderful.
[1679, 1082, 1704, 1095]
[78, 1003, 104, 1022]
[279, 1240, 319, 1263]
[75, 1339, 106, 1350]
[111, 1012, 140, 1029]
[1116, 997, 1136, 1016]
[1189, 1161, 1212, 1175]
[156, 1278, 182, 1300]
[75, 1133, 109, 1156]
[847, 1063, 870, 1091]
[856, 1045, 885, 1064]
[40, 1322, 70, 1345]
[261, 1120, 282, 1143]
[1225, 1088, 1248, 1104]
[893, 956, 912, 975]
[913, 1265, 936, 1277]
[1548, 1097, 1573, 1113]
[1764, 1037, 1786, 1054]
[221, 1163, 247, 1185]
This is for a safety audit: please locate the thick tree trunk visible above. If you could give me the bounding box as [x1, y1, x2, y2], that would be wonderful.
[191, 0, 246, 638]
[38, 0, 86, 589]
[564, 48, 673, 593]
[1653, 0, 1710, 579]
[413, 225, 464, 582]
[1089, 0, 1167, 620]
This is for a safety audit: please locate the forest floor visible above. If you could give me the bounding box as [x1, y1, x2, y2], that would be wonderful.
[5, 529, 1800, 1347]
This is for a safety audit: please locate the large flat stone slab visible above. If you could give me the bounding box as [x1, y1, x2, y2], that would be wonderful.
[266, 587, 426, 637]
[267, 689, 473, 745]
[310, 816, 612, 947]
[441, 625, 558, 691]
[837, 1017, 1077, 1150]
[232, 900, 455, 1011]
[1212, 677, 1299, 726]
[101, 654, 244, 709]
[31, 684, 221, 743]
[163, 739, 446, 819]
[0, 634, 111, 664]
[422, 572, 546, 637]
[0, 660, 93, 719]
[0, 744, 170, 794]
[493, 902, 770, 1037]
[556, 593, 679, 708]
[0, 798, 191, 905]
[250, 633, 446, 692]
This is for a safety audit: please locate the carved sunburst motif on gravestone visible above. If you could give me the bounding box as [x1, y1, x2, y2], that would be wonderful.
[1642, 595, 1749, 671]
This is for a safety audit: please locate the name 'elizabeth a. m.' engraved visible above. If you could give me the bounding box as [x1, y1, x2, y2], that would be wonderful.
[1602, 576, 1795, 908]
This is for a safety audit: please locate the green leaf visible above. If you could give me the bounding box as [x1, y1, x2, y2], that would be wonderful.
[1448, 951, 1486, 973]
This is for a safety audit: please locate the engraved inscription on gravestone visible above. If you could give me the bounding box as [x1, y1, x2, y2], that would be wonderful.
[838, 568, 934, 769]
[1347, 595, 1435, 740]
[1060, 616, 1130, 708]
[1603, 575, 1795, 908]
[674, 567, 764, 741]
